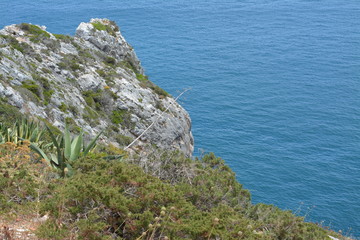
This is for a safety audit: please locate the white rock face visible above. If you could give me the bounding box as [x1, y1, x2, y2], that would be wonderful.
[0, 19, 194, 156]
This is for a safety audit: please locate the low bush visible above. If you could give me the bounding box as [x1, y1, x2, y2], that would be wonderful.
[0, 142, 51, 213]
[22, 80, 41, 99]
[0, 35, 33, 54]
[19, 23, 51, 43]
[0, 117, 347, 240]
[136, 74, 169, 98]
[91, 21, 117, 37]
[111, 109, 134, 129]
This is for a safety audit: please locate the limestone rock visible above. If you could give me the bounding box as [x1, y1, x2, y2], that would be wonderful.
[0, 19, 194, 156]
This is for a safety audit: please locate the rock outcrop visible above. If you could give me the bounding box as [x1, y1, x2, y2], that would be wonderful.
[0, 19, 194, 156]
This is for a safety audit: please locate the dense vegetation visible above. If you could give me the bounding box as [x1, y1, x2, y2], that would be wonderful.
[0, 116, 347, 239]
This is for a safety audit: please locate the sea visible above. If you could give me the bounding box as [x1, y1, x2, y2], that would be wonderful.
[0, 0, 359, 238]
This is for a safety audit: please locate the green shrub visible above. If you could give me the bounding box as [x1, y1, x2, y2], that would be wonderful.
[136, 74, 169, 97]
[82, 90, 102, 110]
[64, 117, 81, 133]
[0, 99, 22, 127]
[91, 22, 116, 37]
[155, 101, 166, 111]
[0, 141, 346, 240]
[111, 109, 134, 129]
[21, 75, 54, 105]
[19, 23, 51, 43]
[115, 134, 133, 146]
[42, 67, 52, 74]
[22, 80, 41, 98]
[59, 102, 67, 112]
[0, 35, 33, 54]
[119, 60, 138, 74]
[57, 54, 84, 73]
[104, 56, 116, 66]
[53, 33, 72, 43]
[19, 23, 50, 38]
[0, 142, 51, 213]
[68, 105, 79, 116]
[96, 68, 118, 85]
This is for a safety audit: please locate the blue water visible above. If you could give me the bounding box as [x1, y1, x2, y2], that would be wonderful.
[1, 1, 359, 237]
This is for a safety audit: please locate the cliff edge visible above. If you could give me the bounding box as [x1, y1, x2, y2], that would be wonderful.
[0, 19, 194, 156]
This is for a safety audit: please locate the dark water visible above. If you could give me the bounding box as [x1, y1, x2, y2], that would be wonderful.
[1, 0, 359, 237]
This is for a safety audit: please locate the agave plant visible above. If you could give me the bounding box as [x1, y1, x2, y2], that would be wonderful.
[30, 124, 102, 177]
[0, 118, 46, 145]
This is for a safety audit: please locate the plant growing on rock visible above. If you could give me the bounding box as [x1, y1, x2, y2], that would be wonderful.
[19, 23, 50, 43]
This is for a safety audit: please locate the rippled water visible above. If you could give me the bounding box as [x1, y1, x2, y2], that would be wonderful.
[1, 0, 359, 237]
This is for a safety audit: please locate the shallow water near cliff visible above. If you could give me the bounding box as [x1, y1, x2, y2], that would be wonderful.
[1, 0, 359, 237]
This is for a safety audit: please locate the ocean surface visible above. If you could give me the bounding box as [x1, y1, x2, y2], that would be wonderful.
[1, 0, 359, 238]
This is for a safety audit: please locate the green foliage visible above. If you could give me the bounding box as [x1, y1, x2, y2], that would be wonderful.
[20, 75, 53, 105]
[42, 67, 52, 74]
[31, 153, 340, 239]
[0, 141, 347, 239]
[91, 22, 116, 37]
[57, 54, 84, 73]
[82, 90, 103, 111]
[0, 99, 23, 126]
[96, 68, 119, 86]
[155, 101, 166, 111]
[119, 60, 139, 74]
[136, 73, 148, 82]
[104, 56, 116, 66]
[59, 102, 67, 112]
[65, 117, 81, 133]
[96, 69, 106, 78]
[53, 33, 72, 43]
[83, 106, 99, 121]
[0, 118, 46, 146]
[82, 89, 116, 113]
[136, 74, 169, 97]
[30, 124, 102, 177]
[111, 109, 134, 129]
[115, 134, 133, 146]
[32, 74, 53, 105]
[68, 105, 79, 116]
[0, 142, 51, 213]
[0, 34, 33, 54]
[19, 23, 51, 41]
[179, 153, 251, 209]
[78, 48, 95, 61]
[22, 80, 41, 99]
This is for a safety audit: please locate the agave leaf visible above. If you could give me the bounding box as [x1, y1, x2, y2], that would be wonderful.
[36, 127, 45, 142]
[30, 127, 38, 142]
[70, 133, 83, 161]
[30, 142, 51, 165]
[6, 128, 12, 142]
[64, 125, 71, 160]
[83, 131, 102, 156]
[50, 153, 59, 166]
[45, 124, 63, 167]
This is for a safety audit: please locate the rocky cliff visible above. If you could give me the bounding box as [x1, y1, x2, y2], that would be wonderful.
[0, 19, 194, 156]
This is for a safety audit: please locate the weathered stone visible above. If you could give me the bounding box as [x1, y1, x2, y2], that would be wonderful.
[0, 19, 194, 156]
